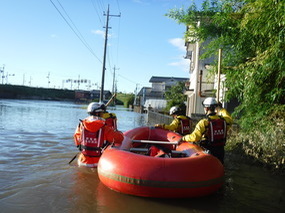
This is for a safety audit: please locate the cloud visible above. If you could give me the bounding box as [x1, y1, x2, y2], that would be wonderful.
[168, 38, 189, 72]
[132, 0, 148, 5]
[91, 29, 105, 38]
[168, 58, 189, 72]
[91, 29, 113, 39]
[169, 59, 189, 66]
[168, 38, 185, 52]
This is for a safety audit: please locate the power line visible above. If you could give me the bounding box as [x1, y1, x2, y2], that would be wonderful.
[117, 73, 137, 85]
[97, 0, 105, 12]
[90, 0, 103, 26]
[50, 0, 102, 63]
[115, 11, 121, 66]
[116, 0, 121, 12]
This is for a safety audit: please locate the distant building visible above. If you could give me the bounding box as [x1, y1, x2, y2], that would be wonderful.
[135, 76, 189, 112]
[75, 90, 112, 103]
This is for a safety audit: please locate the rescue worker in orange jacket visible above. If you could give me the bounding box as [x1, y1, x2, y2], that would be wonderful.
[155, 106, 192, 136]
[181, 97, 231, 164]
[73, 102, 123, 168]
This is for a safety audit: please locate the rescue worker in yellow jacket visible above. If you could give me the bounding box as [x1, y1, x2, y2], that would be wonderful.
[100, 103, 118, 130]
[216, 102, 234, 129]
[181, 97, 231, 164]
[155, 106, 192, 136]
[73, 102, 123, 168]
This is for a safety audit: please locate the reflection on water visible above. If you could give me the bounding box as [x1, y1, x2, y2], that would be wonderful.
[0, 100, 284, 213]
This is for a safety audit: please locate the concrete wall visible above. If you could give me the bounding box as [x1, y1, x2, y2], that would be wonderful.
[147, 111, 172, 126]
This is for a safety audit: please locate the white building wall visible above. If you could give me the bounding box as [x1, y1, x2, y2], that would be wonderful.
[184, 25, 219, 117]
[144, 99, 167, 112]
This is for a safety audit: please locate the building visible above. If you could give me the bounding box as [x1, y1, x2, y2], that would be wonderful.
[184, 23, 231, 117]
[135, 76, 189, 112]
[75, 90, 112, 103]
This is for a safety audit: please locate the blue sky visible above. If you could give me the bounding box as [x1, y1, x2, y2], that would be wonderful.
[0, 0, 202, 93]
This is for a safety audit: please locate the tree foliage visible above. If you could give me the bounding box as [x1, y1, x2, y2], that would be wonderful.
[167, 0, 285, 170]
[116, 93, 134, 107]
[167, 0, 285, 130]
[164, 81, 187, 114]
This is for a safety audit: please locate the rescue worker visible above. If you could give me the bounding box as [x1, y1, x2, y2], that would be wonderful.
[155, 106, 192, 136]
[181, 97, 231, 164]
[73, 102, 123, 168]
[216, 101, 234, 129]
[100, 103, 118, 130]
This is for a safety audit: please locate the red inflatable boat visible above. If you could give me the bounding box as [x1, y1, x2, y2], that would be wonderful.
[97, 127, 224, 198]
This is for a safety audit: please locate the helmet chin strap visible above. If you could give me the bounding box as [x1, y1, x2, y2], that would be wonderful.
[204, 107, 211, 115]
[205, 107, 216, 116]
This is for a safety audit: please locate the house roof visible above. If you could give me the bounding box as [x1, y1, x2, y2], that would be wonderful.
[149, 76, 189, 83]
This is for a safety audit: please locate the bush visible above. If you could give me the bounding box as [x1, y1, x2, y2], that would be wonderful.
[226, 108, 285, 172]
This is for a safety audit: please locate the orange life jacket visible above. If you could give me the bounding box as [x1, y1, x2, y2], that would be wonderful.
[77, 118, 106, 157]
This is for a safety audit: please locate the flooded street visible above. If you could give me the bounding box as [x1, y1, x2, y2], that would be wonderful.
[0, 100, 284, 213]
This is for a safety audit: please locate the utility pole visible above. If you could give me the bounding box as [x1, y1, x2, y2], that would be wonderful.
[47, 72, 50, 88]
[112, 66, 119, 106]
[77, 75, 80, 90]
[112, 66, 119, 94]
[134, 84, 139, 105]
[216, 49, 222, 102]
[99, 5, 121, 102]
[0, 65, 5, 84]
[23, 73, 25, 85]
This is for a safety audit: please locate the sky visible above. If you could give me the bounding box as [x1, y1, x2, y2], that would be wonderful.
[0, 0, 203, 93]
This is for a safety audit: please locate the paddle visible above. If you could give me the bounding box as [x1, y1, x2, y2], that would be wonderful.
[105, 93, 116, 106]
[132, 140, 179, 145]
[68, 153, 78, 165]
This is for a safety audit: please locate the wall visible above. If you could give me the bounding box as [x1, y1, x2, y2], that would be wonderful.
[147, 111, 172, 126]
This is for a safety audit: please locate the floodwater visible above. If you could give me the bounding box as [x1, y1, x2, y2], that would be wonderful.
[0, 100, 284, 213]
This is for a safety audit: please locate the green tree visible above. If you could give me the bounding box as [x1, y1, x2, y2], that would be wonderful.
[167, 0, 285, 127]
[167, 0, 285, 170]
[164, 81, 187, 114]
[116, 93, 135, 108]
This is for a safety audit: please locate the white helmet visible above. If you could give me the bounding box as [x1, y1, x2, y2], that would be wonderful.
[169, 106, 181, 115]
[87, 102, 106, 114]
[202, 97, 218, 108]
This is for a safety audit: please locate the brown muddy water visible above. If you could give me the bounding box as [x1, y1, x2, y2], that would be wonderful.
[0, 100, 284, 213]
